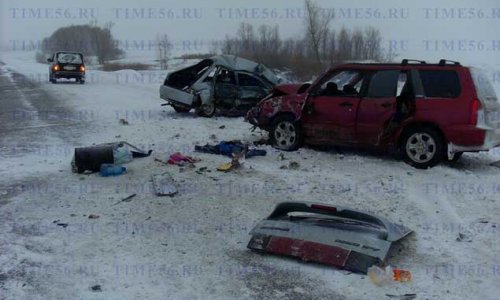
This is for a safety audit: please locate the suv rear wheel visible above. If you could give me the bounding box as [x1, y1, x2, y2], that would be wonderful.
[270, 115, 302, 151]
[401, 126, 444, 169]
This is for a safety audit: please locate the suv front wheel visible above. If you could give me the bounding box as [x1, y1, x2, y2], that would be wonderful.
[401, 126, 444, 169]
[270, 115, 302, 151]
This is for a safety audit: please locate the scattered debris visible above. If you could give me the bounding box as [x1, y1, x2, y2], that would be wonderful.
[219, 125, 226, 129]
[152, 172, 177, 196]
[277, 153, 286, 161]
[100, 164, 126, 177]
[247, 202, 413, 274]
[280, 161, 300, 170]
[456, 232, 472, 242]
[154, 158, 169, 165]
[368, 265, 412, 285]
[386, 294, 417, 299]
[195, 140, 266, 158]
[72, 141, 152, 173]
[88, 214, 100, 219]
[56, 223, 68, 228]
[90, 284, 102, 292]
[112, 193, 137, 206]
[119, 118, 129, 125]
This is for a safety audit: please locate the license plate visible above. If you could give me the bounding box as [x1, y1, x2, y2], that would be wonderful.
[64, 66, 76, 71]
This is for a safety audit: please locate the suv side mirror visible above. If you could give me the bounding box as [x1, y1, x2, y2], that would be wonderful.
[47, 58, 53, 63]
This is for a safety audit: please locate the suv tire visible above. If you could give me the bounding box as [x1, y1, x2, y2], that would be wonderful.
[401, 126, 444, 169]
[270, 114, 303, 151]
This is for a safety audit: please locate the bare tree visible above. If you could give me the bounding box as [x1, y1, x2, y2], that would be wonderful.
[304, 0, 334, 64]
[363, 27, 383, 61]
[337, 27, 352, 62]
[156, 34, 171, 70]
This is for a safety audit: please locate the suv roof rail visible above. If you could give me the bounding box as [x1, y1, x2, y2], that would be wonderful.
[401, 59, 427, 66]
[438, 59, 461, 66]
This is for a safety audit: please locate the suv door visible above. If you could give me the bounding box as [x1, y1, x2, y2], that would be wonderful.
[356, 70, 403, 145]
[301, 70, 364, 143]
[237, 72, 272, 109]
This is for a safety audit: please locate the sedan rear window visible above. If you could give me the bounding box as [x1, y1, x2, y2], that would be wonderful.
[56, 53, 83, 64]
[419, 70, 461, 98]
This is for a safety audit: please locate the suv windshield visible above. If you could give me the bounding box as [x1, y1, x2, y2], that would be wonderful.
[57, 53, 83, 64]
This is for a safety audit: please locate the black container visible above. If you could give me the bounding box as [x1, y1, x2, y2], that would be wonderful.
[74, 145, 114, 173]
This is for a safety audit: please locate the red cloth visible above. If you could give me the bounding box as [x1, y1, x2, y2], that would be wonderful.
[167, 152, 197, 165]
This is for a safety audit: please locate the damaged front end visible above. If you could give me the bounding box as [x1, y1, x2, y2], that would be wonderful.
[247, 202, 412, 274]
[246, 83, 310, 128]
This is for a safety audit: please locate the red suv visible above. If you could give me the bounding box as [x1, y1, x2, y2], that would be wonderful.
[247, 59, 500, 169]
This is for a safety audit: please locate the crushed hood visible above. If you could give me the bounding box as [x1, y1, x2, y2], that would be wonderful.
[209, 55, 281, 85]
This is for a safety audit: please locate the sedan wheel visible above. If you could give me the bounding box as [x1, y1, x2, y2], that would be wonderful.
[197, 102, 216, 118]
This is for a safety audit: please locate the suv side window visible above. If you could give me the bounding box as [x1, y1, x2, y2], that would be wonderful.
[365, 70, 400, 98]
[418, 70, 461, 98]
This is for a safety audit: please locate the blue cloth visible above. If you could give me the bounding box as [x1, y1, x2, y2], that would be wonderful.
[195, 141, 266, 158]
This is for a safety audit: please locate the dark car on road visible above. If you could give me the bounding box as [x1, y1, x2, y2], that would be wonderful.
[48, 52, 86, 84]
[247, 59, 500, 169]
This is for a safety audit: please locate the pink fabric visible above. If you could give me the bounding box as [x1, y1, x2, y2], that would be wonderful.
[167, 152, 197, 165]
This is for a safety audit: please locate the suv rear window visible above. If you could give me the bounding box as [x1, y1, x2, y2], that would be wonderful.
[419, 70, 461, 98]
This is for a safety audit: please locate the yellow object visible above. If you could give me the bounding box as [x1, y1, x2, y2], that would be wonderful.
[217, 162, 233, 172]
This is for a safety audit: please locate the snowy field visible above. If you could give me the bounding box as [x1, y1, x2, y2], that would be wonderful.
[1, 51, 500, 300]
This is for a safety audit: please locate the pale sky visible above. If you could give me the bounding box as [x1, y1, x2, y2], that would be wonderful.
[1, 0, 499, 65]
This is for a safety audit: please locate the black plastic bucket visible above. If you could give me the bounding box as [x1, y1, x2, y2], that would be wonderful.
[74, 145, 114, 173]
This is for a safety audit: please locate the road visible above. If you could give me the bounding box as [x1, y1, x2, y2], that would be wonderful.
[1, 57, 499, 300]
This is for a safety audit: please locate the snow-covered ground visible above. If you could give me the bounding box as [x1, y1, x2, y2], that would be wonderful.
[1, 51, 500, 300]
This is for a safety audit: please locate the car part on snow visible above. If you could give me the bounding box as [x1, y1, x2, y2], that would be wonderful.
[247, 202, 412, 274]
[72, 141, 152, 173]
[152, 172, 178, 196]
[194, 140, 267, 158]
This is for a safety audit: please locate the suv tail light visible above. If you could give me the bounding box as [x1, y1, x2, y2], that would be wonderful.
[470, 98, 481, 125]
[53, 65, 60, 71]
[80, 65, 85, 72]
